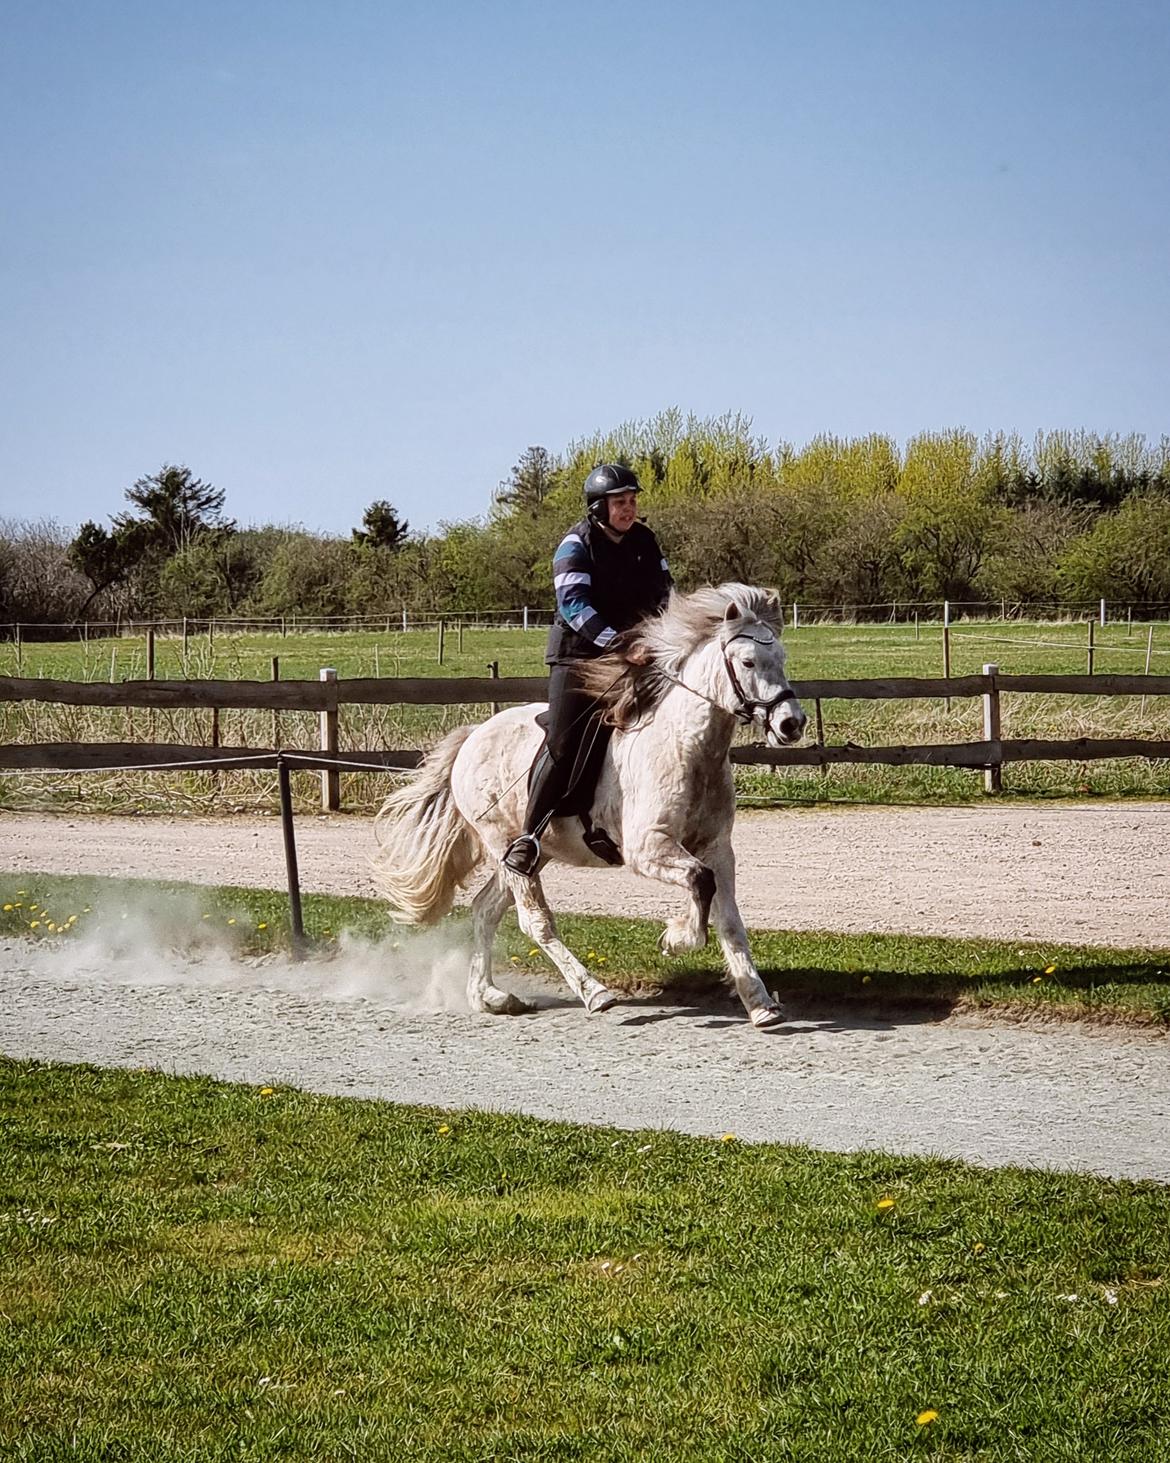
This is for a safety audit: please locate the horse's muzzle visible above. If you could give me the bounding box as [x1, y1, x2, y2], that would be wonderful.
[772, 708, 807, 746]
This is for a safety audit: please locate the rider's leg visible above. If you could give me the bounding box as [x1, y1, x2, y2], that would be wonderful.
[502, 663, 597, 875]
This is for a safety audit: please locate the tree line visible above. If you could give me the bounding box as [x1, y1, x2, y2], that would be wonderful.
[3, 414, 1170, 630]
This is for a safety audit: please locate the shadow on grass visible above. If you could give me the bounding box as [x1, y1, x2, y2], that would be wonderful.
[650, 960, 1170, 1027]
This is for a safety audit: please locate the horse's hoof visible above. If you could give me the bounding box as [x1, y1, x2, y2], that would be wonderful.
[586, 987, 618, 1014]
[751, 1004, 787, 1030]
[659, 921, 706, 957]
[484, 989, 533, 1016]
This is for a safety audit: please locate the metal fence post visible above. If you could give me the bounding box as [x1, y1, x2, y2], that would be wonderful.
[319, 667, 340, 811]
[982, 663, 1002, 794]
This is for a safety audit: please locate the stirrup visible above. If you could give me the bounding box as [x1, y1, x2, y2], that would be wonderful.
[502, 834, 542, 876]
[582, 825, 623, 867]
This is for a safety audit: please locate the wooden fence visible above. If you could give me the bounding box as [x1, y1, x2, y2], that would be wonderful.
[4, 669, 1170, 807]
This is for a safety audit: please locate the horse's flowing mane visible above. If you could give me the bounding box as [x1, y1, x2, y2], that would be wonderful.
[575, 582, 785, 730]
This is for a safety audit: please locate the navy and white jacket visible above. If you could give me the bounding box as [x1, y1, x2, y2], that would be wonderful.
[546, 517, 672, 666]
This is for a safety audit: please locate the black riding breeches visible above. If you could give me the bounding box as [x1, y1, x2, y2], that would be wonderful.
[520, 662, 613, 838]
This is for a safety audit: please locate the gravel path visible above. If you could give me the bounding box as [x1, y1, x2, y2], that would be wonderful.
[3, 804, 1168, 1182]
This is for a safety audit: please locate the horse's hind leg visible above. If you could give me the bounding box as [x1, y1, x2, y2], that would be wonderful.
[504, 870, 617, 1014]
[468, 875, 531, 1016]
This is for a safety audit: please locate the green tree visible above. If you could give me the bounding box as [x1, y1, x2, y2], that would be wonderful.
[352, 500, 410, 551]
[67, 519, 150, 620]
[120, 464, 233, 555]
[1058, 494, 1170, 603]
[493, 447, 559, 516]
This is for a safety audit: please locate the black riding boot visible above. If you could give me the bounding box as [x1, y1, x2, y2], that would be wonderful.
[501, 748, 568, 875]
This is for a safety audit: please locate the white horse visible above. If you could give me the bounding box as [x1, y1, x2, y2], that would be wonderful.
[372, 583, 807, 1028]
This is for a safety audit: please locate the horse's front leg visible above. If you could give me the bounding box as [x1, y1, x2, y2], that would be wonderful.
[627, 832, 716, 955]
[503, 869, 617, 1014]
[706, 844, 787, 1029]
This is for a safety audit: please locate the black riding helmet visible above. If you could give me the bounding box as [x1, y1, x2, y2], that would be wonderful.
[584, 463, 641, 525]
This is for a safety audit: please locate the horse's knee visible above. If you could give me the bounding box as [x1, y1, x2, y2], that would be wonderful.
[515, 902, 554, 944]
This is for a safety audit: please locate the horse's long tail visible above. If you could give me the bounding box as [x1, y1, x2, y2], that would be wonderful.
[371, 725, 482, 924]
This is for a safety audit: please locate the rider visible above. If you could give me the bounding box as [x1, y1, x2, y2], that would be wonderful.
[501, 463, 672, 875]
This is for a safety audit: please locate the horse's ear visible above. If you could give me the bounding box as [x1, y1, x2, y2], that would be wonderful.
[724, 603, 740, 622]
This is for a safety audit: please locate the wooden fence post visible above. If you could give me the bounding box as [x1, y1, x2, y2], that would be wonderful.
[943, 601, 952, 710]
[982, 663, 1002, 794]
[437, 618, 445, 665]
[1142, 626, 1155, 716]
[319, 667, 340, 811]
[146, 628, 155, 680]
[458, 617, 465, 654]
[1087, 618, 1095, 676]
[271, 656, 281, 751]
[489, 660, 500, 717]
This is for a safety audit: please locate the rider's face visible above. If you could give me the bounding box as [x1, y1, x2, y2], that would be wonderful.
[605, 490, 639, 533]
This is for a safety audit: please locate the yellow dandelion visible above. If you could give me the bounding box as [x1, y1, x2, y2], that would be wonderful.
[973, 1241, 986, 1254]
[1044, 964, 1057, 975]
[3, 904, 12, 912]
[46, 922, 57, 932]
[528, 947, 539, 957]
[720, 1133, 737, 1143]
[83, 906, 91, 912]
[30, 921, 40, 929]
[201, 913, 211, 920]
[587, 950, 597, 958]
[915, 1410, 939, 1427]
[876, 1196, 896, 1212]
[28, 904, 38, 912]
[437, 1123, 451, 1135]
[1032, 975, 1043, 984]
[258, 1086, 274, 1096]
[257, 922, 268, 930]
[17, 890, 27, 896]
[227, 918, 236, 926]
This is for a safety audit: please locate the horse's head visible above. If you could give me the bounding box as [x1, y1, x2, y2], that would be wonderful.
[720, 598, 806, 747]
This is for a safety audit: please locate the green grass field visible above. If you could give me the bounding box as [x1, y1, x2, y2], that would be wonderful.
[5, 872, 1170, 1026]
[4, 617, 1170, 812]
[3, 1058, 1168, 1461]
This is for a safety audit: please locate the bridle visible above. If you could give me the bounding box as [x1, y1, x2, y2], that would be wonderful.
[658, 626, 799, 731]
[720, 629, 799, 728]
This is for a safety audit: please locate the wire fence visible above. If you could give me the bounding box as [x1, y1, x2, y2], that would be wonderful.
[8, 599, 1170, 643]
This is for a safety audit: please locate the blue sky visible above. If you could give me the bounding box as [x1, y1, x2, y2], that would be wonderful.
[2, 0, 1167, 534]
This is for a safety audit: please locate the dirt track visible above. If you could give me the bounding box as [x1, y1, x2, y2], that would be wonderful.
[4, 804, 1169, 1183]
[3, 802, 1168, 947]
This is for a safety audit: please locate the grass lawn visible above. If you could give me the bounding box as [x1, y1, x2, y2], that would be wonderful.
[5, 872, 1170, 1027]
[1, 1058, 1168, 1460]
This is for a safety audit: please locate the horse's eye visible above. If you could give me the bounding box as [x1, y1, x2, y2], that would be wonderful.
[743, 658, 755, 668]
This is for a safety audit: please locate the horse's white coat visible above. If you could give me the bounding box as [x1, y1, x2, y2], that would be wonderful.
[372, 584, 806, 1026]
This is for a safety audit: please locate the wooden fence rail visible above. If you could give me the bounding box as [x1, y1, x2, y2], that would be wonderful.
[6, 671, 1170, 712]
[4, 673, 1170, 805]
